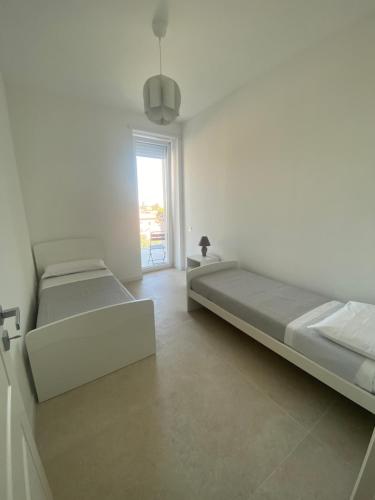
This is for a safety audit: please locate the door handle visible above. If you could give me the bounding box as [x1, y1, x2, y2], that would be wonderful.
[0, 305, 21, 351]
[2, 329, 21, 352]
[0, 305, 21, 330]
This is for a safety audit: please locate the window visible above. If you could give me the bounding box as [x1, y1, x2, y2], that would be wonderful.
[135, 137, 172, 271]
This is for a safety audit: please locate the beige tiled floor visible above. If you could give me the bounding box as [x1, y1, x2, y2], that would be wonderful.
[36, 269, 374, 500]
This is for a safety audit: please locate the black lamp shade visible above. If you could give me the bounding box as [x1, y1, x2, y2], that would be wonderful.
[198, 236, 211, 247]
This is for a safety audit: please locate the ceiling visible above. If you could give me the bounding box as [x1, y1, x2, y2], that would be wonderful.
[0, 0, 374, 121]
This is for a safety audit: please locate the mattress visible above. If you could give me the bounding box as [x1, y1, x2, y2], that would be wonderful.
[37, 274, 134, 327]
[191, 268, 329, 341]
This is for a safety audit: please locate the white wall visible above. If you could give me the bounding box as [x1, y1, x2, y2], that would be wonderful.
[0, 74, 36, 424]
[6, 87, 181, 282]
[184, 16, 375, 303]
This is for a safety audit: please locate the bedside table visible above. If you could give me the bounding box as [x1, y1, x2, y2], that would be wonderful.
[186, 254, 221, 271]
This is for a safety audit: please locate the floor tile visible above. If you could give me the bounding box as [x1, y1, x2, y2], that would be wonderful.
[311, 394, 374, 468]
[44, 405, 196, 500]
[253, 435, 358, 500]
[184, 309, 337, 429]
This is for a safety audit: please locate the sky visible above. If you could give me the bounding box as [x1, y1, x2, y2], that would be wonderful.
[136, 156, 165, 207]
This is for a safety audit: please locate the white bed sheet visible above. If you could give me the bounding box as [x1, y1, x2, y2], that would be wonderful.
[285, 302, 375, 394]
[40, 269, 112, 292]
[285, 301, 341, 345]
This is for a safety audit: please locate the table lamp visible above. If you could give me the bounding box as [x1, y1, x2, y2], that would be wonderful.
[198, 236, 211, 257]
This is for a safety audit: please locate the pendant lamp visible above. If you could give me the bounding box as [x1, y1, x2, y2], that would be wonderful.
[143, 16, 181, 125]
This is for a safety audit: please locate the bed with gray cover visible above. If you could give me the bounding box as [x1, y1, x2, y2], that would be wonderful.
[37, 276, 134, 328]
[26, 238, 156, 402]
[190, 267, 374, 394]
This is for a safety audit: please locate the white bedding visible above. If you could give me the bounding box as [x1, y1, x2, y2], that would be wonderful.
[285, 302, 375, 394]
[40, 268, 112, 292]
[309, 301, 375, 361]
[285, 301, 341, 345]
[356, 360, 375, 394]
[42, 258, 106, 279]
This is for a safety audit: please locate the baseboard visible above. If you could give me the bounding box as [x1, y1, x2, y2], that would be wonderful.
[122, 274, 143, 284]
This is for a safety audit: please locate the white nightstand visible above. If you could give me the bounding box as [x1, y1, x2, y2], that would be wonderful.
[186, 254, 221, 271]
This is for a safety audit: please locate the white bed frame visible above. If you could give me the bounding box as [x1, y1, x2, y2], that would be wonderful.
[187, 261, 375, 414]
[26, 238, 156, 402]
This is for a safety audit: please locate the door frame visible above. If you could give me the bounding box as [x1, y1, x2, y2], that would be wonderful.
[133, 130, 184, 273]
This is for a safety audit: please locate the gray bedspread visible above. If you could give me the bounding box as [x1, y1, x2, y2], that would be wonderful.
[37, 276, 134, 327]
[191, 268, 329, 341]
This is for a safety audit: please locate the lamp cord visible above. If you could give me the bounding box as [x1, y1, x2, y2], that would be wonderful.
[159, 37, 162, 75]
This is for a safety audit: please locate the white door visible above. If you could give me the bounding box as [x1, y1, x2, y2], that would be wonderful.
[0, 319, 53, 500]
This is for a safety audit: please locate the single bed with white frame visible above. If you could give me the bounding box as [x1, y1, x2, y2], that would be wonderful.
[187, 261, 375, 414]
[26, 237, 156, 402]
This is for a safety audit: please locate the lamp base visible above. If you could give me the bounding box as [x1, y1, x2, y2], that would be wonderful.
[201, 246, 207, 257]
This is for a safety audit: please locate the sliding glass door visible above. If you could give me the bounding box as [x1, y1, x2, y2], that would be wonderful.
[135, 137, 172, 271]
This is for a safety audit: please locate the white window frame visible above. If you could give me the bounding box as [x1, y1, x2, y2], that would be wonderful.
[133, 130, 184, 273]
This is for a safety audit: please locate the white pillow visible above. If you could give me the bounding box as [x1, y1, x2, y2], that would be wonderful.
[309, 301, 375, 360]
[42, 258, 106, 279]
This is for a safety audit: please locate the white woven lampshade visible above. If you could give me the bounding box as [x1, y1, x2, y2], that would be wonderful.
[143, 74, 181, 125]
